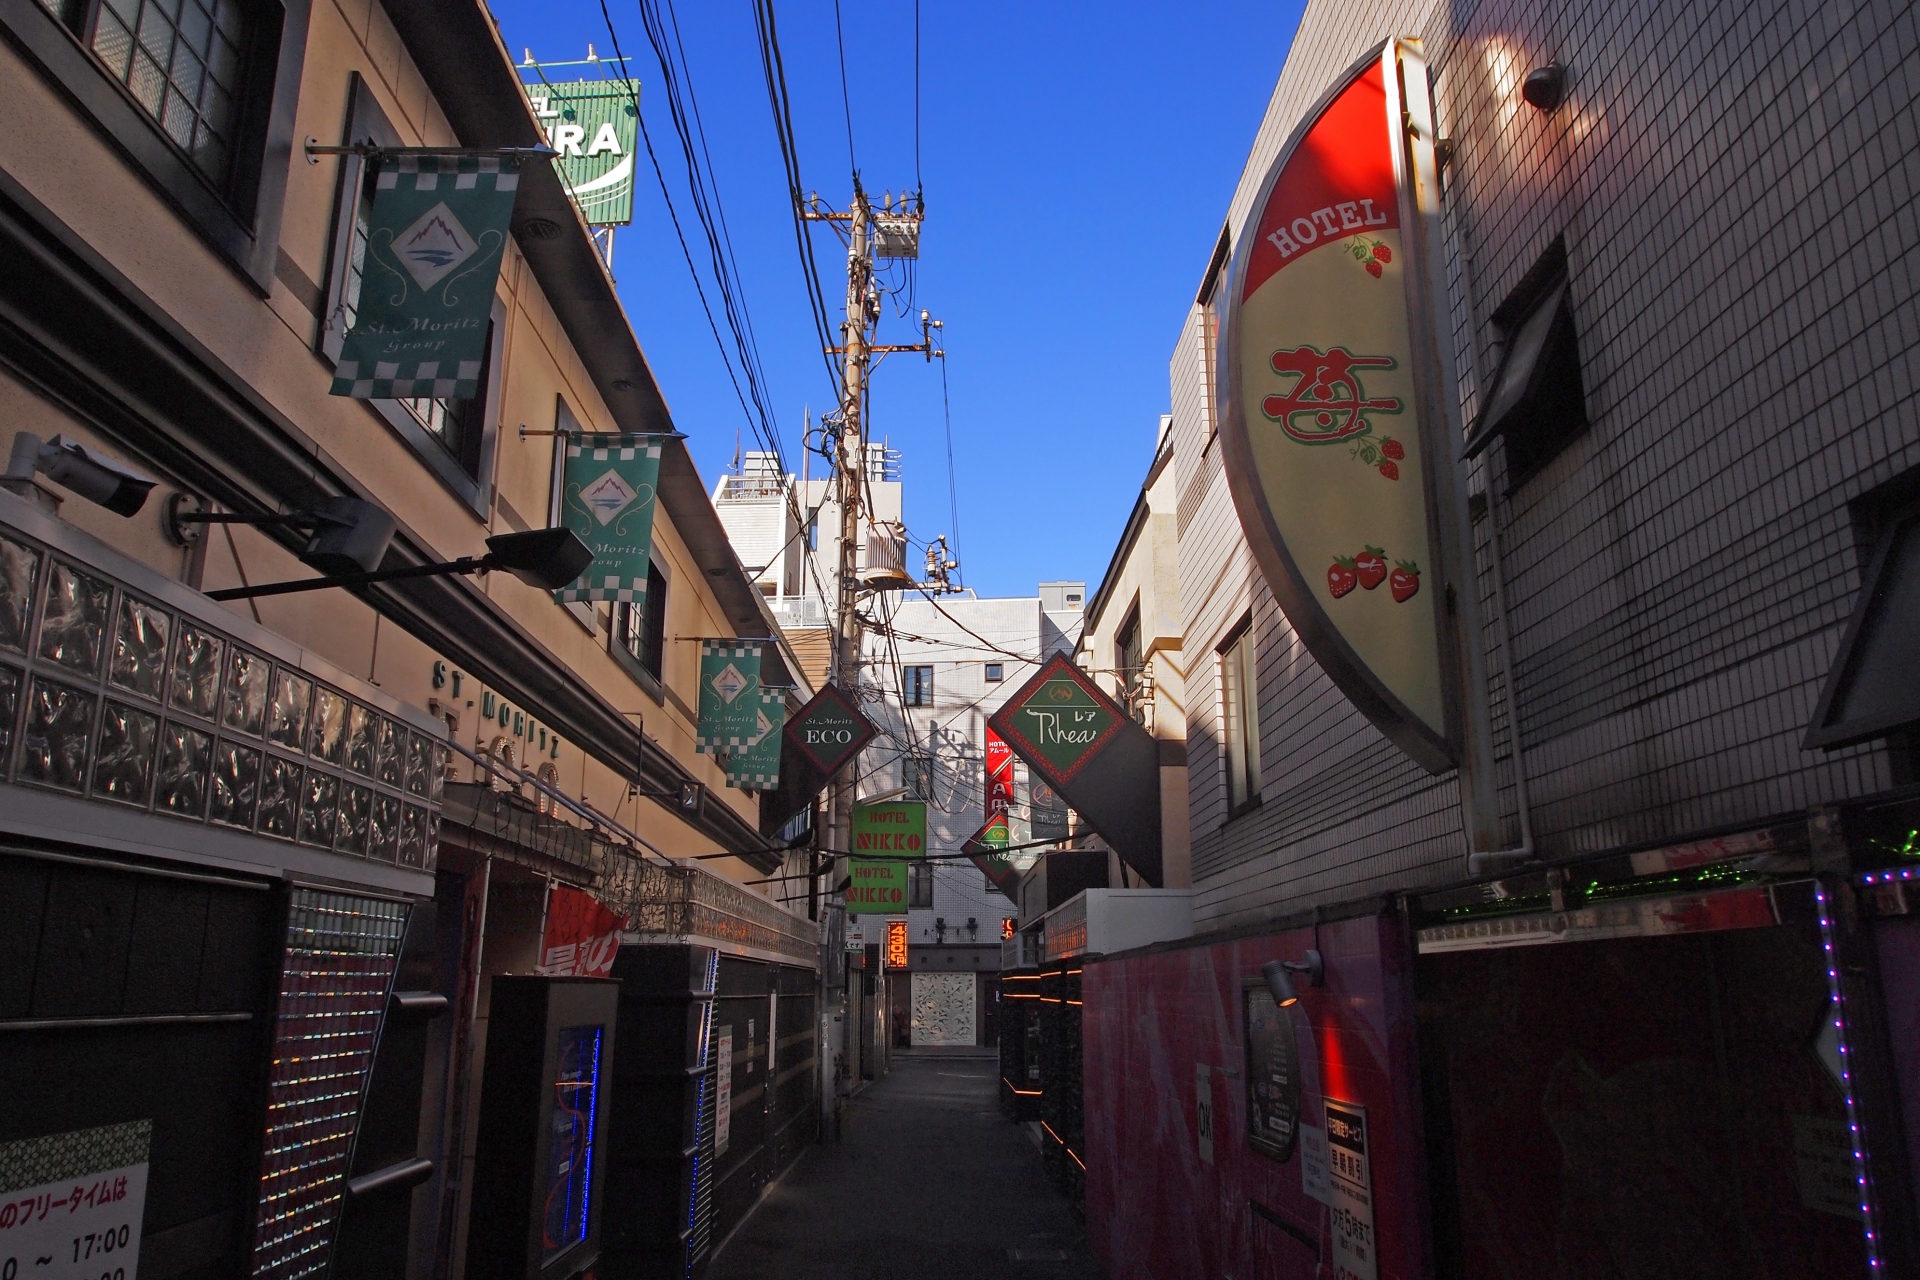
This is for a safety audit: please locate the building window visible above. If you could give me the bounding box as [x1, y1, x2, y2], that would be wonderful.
[1198, 223, 1231, 443]
[907, 861, 935, 910]
[338, 156, 491, 477]
[612, 562, 669, 684]
[983, 663, 1003, 683]
[318, 74, 500, 514]
[79, 0, 251, 189]
[904, 665, 934, 707]
[1463, 238, 1588, 488]
[1115, 605, 1143, 722]
[1221, 621, 1261, 815]
[11, 0, 298, 286]
[1807, 490, 1920, 757]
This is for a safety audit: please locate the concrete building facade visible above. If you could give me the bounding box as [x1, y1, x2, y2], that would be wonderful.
[1080, 0, 1920, 1277]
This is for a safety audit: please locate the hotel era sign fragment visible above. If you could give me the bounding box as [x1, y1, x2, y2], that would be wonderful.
[1217, 39, 1476, 774]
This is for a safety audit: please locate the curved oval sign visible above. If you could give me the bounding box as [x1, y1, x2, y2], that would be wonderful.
[1219, 41, 1460, 773]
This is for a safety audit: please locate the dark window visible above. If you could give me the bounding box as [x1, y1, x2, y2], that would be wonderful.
[907, 861, 934, 910]
[612, 561, 668, 685]
[1115, 605, 1143, 722]
[1197, 223, 1231, 444]
[1464, 239, 1588, 488]
[1807, 497, 1920, 755]
[984, 663, 1003, 683]
[76, 0, 252, 189]
[8, 0, 301, 286]
[1221, 621, 1260, 815]
[904, 665, 934, 707]
[318, 75, 500, 511]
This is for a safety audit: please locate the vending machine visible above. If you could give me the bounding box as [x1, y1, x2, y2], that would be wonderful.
[469, 976, 620, 1280]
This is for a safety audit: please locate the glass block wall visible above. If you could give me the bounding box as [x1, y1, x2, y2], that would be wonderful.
[0, 526, 445, 869]
[247, 889, 409, 1279]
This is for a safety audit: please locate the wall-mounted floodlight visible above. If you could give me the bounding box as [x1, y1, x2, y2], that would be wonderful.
[1262, 952, 1324, 1008]
[206, 527, 594, 602]
[1522, 63, 1568, 111]
[169, 495, 399, 575]
[5, 432, 156, 516]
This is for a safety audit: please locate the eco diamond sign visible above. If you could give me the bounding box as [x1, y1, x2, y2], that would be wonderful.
[784, 684, 877, 779]
[331, 155, 521, 399]
[1217, 39, 1476, 774]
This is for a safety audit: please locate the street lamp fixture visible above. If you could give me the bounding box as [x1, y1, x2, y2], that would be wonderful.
[4, 432, 157, 516]
[206, 527, 594, 602]
[1262, 952, 1324, 1008]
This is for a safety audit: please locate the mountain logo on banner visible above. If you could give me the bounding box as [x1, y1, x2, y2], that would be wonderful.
[395, 201, 478, 289]
[711, 663, 749, 703]
[581, 469, 639, 524]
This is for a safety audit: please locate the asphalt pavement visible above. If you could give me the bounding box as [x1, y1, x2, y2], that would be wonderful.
[702, 1055, 1106, 1280]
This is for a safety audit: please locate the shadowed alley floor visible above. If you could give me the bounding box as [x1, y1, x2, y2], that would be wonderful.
[703, 1055, 1106, 1280]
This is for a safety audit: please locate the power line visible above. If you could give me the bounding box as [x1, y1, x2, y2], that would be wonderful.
[913, 0, 922, 192]
[939, 349, 962, 585]
[831, 0, 857, 176]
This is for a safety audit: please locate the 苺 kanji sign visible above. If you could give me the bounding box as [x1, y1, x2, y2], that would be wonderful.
[1218, 40, 1471, 774]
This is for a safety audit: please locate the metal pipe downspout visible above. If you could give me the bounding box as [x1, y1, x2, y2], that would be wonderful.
[1466, 482, 1536, 876]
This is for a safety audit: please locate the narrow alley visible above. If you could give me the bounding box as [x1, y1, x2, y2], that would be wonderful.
[705, 1056, 1104, 1280]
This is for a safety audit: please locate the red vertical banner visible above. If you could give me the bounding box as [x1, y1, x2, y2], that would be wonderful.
[539, 885, 624, 978]
[985, 726, 1014, 828]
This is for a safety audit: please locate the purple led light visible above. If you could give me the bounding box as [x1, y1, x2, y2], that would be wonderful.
[1815, 880, 1883, 1270]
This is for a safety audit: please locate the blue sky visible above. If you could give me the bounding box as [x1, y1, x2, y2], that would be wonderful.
[490, 0, 1306, 599]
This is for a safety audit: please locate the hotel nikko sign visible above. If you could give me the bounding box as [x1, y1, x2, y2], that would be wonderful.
[1218, 40, 1471, 773]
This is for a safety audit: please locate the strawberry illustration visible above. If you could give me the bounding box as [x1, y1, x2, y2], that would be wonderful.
[1378, 459, 1400, 481]
[1380, 437, 1405, 460]
[1373, 244, 1392, 263]
[1328, 557, 1358, 599]
[1390, 560, 1421, 603]
[1355, 546, 1387, 591]
[1365, 260, 1383, 278]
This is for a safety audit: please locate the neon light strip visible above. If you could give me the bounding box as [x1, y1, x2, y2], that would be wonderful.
[1001, 1078, 1043, 1097]
[1815, 880, 1883, 1272]
[1068, 1148, 1086, 1170]
[1041, 1121, 1063, 1145]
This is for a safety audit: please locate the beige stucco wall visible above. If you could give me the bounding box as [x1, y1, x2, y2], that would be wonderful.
[0, 0, 774, 878]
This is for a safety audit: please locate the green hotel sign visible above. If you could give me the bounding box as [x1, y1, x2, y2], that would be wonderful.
[525, 78, 640, 226]
[852, 802, 926, 856]
[847, 859, 908, 915]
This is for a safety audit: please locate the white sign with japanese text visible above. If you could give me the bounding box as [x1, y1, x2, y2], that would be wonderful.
[1300, 1122, 1331, 1205]
[1326, 1100, 1377, 1280]
[0, 1121, 150, 1280]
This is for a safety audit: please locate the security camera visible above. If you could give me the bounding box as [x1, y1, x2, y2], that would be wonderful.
[6, 432, 156, 516]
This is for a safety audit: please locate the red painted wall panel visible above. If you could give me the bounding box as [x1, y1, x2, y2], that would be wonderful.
[1084, 913, 1428, 1280]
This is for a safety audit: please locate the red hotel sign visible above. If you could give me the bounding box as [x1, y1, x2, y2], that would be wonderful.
[1218, 39, 1471, 774]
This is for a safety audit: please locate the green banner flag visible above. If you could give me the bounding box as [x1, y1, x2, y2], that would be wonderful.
[697, 642, 763, 754]
[725, 688, 786, 790]
[847, 858, 909, 915]
[331, 154, 521, 399]
[525, 79, 641, 226]
[851, 801, 927, 856]
[556, 434, 663, 602]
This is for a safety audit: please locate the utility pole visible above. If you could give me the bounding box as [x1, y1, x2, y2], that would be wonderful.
[804, 182, 929, 1140]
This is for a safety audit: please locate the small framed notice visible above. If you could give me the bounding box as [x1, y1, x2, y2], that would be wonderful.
[0, 1120, 151, 1280]
[1243, 981, 1302, 1161]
